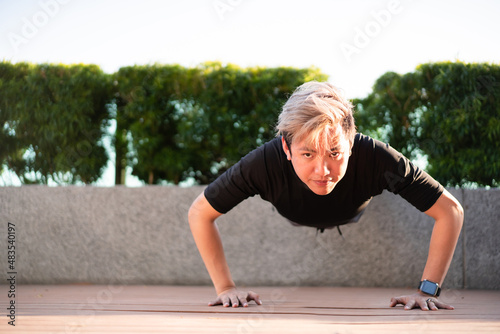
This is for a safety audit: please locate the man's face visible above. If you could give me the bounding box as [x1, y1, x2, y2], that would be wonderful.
[282, 125, 351, 196]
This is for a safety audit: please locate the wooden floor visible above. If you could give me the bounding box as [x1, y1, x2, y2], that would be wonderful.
[2, 285, 500, 333]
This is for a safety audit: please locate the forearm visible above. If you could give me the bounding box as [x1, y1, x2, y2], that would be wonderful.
[422, 190, 464, 286]
[189, 218, 236, 294]
[421, 216, 463, 285]
[391, 190, 463, 311]
[188, 193, 235, 295]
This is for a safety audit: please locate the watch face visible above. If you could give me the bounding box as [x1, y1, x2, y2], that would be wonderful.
[421, 280, 438, 295]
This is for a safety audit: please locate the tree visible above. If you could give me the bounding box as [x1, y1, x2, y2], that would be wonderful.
[0, 62, 112, 184]
[114, 64, 194, 185]
[417, 62, 500, 186]
[0, 62, 31, 181]
[114, 62, 327, 185]
[353, 71, 423, 161]
[355, 61, 500, 187]
[176, 62, 328, 184]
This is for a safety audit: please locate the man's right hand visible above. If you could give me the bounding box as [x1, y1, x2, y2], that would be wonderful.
[189, 194, 261, 308]
[208, 287, 262, 308]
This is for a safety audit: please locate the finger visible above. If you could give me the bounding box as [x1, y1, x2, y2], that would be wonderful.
[404, 299, 416, 310]
[417, 298, 430, 311]
[427, 299, 438, 311]
[236, 292, 249, 307]
[230, 295, 240, 308]
[247, 291, 262, 305]
[433, 299, 455, 310]
[221, 295, 231, 307]
[208, 297, 222, 307]
[390, 297, 402, 307]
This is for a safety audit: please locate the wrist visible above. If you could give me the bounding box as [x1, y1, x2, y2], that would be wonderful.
[418, 279, 441, 297]
[216, 284, 236, 295]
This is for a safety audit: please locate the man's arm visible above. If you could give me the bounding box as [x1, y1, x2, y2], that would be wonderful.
[390, 189, 464, 310]
[188, 192, 262, 307]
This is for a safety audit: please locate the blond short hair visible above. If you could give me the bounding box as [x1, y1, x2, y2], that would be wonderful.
[276, 81, 356, 151]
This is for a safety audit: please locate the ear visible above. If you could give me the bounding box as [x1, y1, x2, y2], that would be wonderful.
[281, 136, 292, 161]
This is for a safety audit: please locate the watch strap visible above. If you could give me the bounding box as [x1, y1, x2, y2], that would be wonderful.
[418, 280, 442, 297]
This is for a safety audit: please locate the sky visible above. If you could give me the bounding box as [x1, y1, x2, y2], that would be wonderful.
[1, 0, 499, 185]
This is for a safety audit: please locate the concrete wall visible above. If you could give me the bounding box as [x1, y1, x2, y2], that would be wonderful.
[0, 186, 498, 289]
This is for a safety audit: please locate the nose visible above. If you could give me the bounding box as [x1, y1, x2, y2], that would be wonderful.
[314, 157, 330, 176]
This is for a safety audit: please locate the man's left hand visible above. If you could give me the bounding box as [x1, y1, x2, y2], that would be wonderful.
[390, 293, 454, 311]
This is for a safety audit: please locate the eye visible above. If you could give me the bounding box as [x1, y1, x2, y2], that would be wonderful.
[330, 152, 341, 159]
[302, 152, 313, 159]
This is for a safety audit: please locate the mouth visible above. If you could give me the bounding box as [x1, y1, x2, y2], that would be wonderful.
[312, 179, 333, 186]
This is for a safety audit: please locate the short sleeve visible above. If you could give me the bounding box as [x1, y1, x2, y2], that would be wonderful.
[204, 143, 268, 214]
[360, 135, 444, 212]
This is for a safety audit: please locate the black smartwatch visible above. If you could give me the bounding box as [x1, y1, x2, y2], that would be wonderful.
[418, 279, 441, 297]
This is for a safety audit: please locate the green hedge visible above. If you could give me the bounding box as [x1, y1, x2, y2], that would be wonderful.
[417, 62, 500, 186]
[0, 62, 112, 184]
[355, 61, 500, 187]
[114, 62, 327, 185]
[1, 60, 498, 186]
[0, 61, 326, 185]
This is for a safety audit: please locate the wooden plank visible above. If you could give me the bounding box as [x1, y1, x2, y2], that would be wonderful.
[1, 285, 499, 333]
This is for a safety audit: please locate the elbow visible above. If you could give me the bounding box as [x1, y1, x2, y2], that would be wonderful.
[188, 200, 199, 227]
[429, 189, 465, 231]
[451, 199, 464, 231]
[188, 192, 221, 228]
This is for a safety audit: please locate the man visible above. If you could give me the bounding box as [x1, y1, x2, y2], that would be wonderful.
[188, 81, 463, 311]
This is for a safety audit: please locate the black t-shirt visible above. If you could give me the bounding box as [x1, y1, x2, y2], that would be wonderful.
[204, 134, 444, 229]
